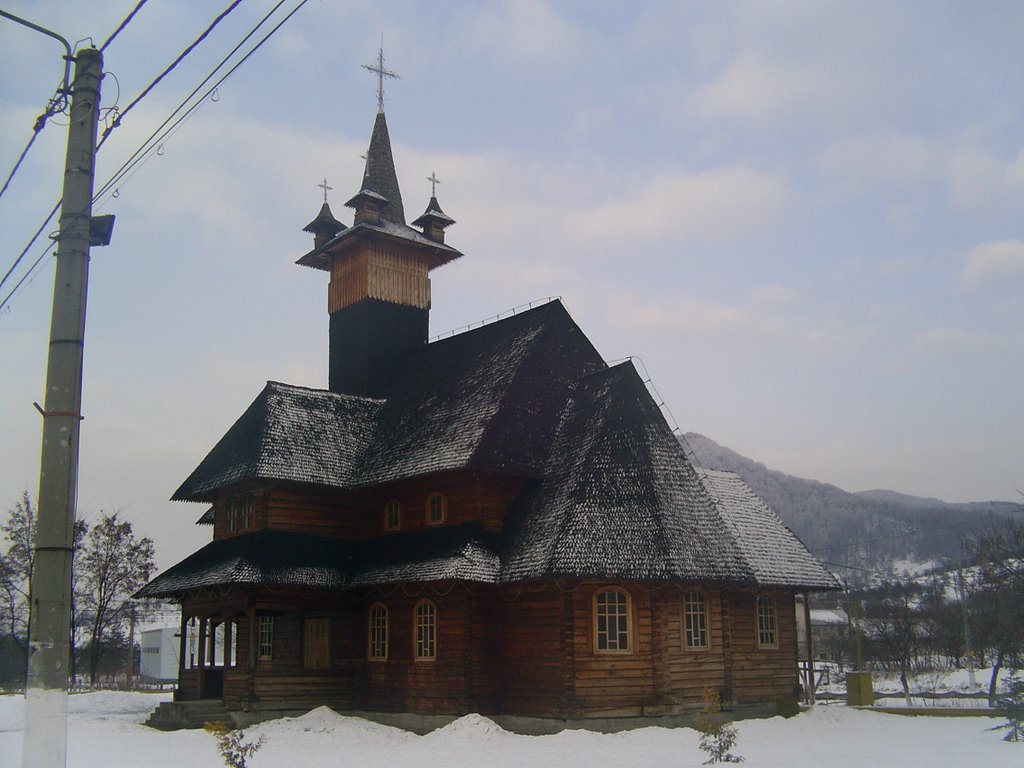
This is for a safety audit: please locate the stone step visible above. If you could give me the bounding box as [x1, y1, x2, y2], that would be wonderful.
[145, 700, 237, 731]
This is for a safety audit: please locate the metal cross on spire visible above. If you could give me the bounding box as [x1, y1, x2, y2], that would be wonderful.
[317, 177, 333, 203]
[427, 171, 440, 197]
[362, 38, 399, 112]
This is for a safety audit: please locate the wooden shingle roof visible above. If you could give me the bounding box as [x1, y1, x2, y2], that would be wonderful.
[154, 301, 838, 596]
[173, 301, 605, 502]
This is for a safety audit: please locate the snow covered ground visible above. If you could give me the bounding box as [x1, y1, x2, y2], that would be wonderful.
[1, 691, 1019, 768]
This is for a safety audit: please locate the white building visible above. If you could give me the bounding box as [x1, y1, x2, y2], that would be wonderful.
[140, 627, 179, 684]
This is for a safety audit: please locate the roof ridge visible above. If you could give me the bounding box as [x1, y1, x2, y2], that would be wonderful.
[265, 379, 386, 404]
[428, 297, 565, 344]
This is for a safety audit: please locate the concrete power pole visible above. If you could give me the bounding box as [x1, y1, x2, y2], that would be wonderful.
[23, 48, 104, 768]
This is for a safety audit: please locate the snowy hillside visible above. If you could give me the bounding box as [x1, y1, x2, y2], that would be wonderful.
[682, 433, 1024, 583]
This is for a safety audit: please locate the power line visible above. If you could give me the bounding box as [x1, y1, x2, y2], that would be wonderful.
[98, 0, 243, 149]
[100, 0, 149, 52]
[94, 0, 291, 203]
[1, 0, 313, 315]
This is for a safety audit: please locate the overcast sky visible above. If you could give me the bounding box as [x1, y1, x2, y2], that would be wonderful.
[2, 1, 1022, 571]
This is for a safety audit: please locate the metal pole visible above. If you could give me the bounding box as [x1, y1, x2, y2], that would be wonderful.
[22, 47, 103, 768]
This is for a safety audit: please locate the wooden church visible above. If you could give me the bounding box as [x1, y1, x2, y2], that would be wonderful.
[139, 56, 838, 730]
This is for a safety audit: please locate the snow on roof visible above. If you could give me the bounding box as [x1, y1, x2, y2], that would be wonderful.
[698, 468, 840, 590]
[160, 302, 838, 595]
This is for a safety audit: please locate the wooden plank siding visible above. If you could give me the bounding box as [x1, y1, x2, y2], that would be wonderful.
[726, 590, 800, 706]
[328, 246, 430, 314]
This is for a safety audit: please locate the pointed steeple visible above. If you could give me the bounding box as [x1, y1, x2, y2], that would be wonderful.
[346, 110, 405, 225]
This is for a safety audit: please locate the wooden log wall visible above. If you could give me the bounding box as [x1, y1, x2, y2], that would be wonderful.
[651, 588, 728, 711]
[177, 583, 802, 717]
[264, 486, 363, 538]
[569, 584, 655, 717]
[211, 471, 525, 543]
[726, 590, 799, 706]
[364, 472, 524, 535]
[492, 586, 572, 717]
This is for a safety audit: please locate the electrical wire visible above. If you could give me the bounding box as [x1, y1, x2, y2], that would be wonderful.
[1, 0, 313, 315]
[100, 0, 149, 52]
[99, 0, 243, 147]
[94, 0, 291, 203]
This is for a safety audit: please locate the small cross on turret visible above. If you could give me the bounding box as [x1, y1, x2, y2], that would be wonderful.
[427, 171, 441, 197]
[317, 178, 333, 204]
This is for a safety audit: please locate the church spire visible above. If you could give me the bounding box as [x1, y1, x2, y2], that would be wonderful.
[347, 42, 405, 225]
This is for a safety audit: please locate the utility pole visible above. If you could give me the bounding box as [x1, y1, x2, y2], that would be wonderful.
[958, 569, 976, 687]
[23, 47, 104, 768]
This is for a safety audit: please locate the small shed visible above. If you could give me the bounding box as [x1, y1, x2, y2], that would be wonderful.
[140, 627, 180, 685]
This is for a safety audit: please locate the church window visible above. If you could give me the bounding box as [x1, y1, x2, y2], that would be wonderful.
[426, 492, 446, 525]
[594, 588, 631, 653]
[226, 498, 238, 532]
[414, 600, 436, 660]
[756, 595, 777, 648]
[258, 615, 274, 660]
[369, 603, 388, 660]
[384, 500, 401, 531]
[683, 591, 709, 649]
[304, 617, 330, 670]
[240, 494, 253, 529]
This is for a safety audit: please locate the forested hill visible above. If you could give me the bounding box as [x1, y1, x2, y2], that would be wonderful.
[681, 432, 1024, 584]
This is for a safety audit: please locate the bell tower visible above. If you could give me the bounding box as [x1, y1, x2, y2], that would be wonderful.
[296, 45, 461, 397]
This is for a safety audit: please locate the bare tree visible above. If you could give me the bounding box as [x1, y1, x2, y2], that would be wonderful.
[0, 492, 36, 673]
[78, 512, 155, 686]
[863, 582, 926, 704]
[965, 517, 1024, 706]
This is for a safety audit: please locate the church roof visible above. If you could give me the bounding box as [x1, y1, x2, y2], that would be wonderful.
[172, 301, 605, 501]
[500, 364, 755, 584]
[137, 524, 501, 597]
[154, 302, 838, 596]
[697, 468, 838, 589]
[295, 217, 462, 272]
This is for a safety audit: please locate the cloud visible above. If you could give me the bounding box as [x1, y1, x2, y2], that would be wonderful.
[688, 53, 845, 127]
[456, 0, 581, 65]
[915, 326, 996, 351]
[565, 168, 791, 247]
[818, 134, 933, 185]
[960, 240, 1024, 288]
[614, 297, 750, 337]
[947, 147, 1024, 210]
[751, 285, 799, 305]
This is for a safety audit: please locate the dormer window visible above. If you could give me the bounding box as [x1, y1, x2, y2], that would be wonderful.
[384, 500, 401, 531]
[426, 492, 446, 525]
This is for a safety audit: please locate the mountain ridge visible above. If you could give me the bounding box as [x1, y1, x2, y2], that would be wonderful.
[681, 432, 1024, 584]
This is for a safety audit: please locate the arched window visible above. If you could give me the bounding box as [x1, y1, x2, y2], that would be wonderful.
[683, 591, 709, 649]
[369, 603, 389, 661]
[414, 600, 437, 660]
[593, 588, 631, 653]
[426, 492, 446, 525]
[384, 500, 401, 531]
[756, 595, 777, 648]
